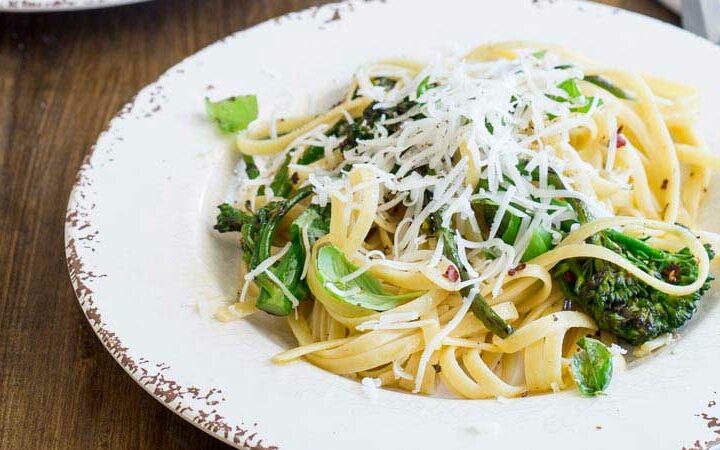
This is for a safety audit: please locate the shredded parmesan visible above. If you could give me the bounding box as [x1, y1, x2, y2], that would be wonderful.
[289, 52, 612, 294]
[232, 50, 622, 341]
[360, 377, 382, 400]
[241, 243, 292, 303]
[264, 269, 300, 308]
[392, 359, 414, 381]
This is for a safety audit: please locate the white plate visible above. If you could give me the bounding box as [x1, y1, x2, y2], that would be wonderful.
[65, 1, 720, 449]
[0, 0, 148, 12]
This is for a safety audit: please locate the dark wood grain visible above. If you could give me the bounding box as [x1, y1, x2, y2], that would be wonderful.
[0, 1, 678, 448]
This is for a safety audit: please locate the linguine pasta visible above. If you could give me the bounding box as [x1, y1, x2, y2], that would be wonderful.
[212, 42, 718, 398]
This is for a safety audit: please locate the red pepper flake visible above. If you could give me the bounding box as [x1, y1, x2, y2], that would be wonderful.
[616, 133, 627, 148]
[660, 179, 668, 190]
[508, 262, 527, 276]
[443, 264, 459, 282]
[564, 271, 577, 284]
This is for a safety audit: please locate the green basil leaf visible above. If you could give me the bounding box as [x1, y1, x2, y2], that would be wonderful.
[269, 154, 292, 198]
[205, 95, 258, 133]
[570, 336, 613, 396]
[546, 79, 582, 104]
[255, 204, 330, 316]
[500, 214, 522, 245]
[570, 97, 603, 114]
[255, 241, 306, 316]
[314, 245, 423, 311]
[485, 118, 494, 135]
[521, 227, 554, 262]
[416, 75, 431, 98]
[545, 95, 567, 104]
[558, 78, 582, 99]
[290, 205, 330, 251]
[531, 49, 548, 59]
[298, 146, 325, 165]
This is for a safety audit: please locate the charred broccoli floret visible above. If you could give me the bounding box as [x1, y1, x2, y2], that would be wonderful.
[520, 163, 716, 346]
[553, 200, 714, 346]
[214, 203, 252, 233]
[214, 186, 330, 316]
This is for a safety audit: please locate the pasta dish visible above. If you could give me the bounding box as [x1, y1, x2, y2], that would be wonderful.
[206, 42, 718, 398]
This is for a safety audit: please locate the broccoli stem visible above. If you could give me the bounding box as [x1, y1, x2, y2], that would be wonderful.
[431, 211, 513, 338]
[545, 167, 666, 260]
[252, 186, 313, 267]
[535, 161, 715, 345]
[268, 154, 293, 198]
[251, 186, 313, 313]
[582, 75, 633, 100]
[215, 186, 314, 316]
[603, 229, 665, 260]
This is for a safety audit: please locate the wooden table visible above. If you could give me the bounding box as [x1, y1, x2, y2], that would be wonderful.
[0, 1, 678, 448]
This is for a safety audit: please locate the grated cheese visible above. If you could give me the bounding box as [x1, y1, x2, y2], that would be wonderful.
[240, 243, 292, 303]
[235, 50, 621, 322]
[360, 376, 382, 400]
[392, 359, 414, 381]
[264, 268, 300, 308]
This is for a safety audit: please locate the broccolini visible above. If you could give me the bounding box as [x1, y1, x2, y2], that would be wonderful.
[214, 186, 330, 316]
[513, 161, 715, 345]
[429, 210, 514, 338]
[549, 180, 714, 345]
